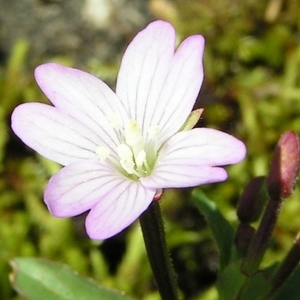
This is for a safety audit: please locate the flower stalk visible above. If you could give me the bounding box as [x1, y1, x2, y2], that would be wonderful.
[266, 233, 300, 298]
[242, 131, 300, 276]
[242, 198, 282, 275]
[139, 201, 179, 300]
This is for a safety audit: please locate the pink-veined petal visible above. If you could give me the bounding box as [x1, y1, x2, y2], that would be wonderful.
[116, 21, 175, 131]
[116, 20, 175, 131]
[85, 177, 156, 240]
[152, 35, 205, 144]
[141, 165, 228, 188]
[11, 103, 117, 166]
[44, 160, 140, 218]
[116, 20, 205, 143]
[141, 128, 246, 188]
[160, 128, 247, 166]
[35, 63, 128, 147]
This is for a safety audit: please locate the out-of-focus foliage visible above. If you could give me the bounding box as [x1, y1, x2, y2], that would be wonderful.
[0, 0, 300, 299]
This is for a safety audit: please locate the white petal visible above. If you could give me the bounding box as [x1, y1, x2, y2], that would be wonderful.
[116, 20, 205, 144]
[116, 21, 175, 132]
[44, 160, 129, 217]
[11, 103, 115, 165]
[85, 177, 156, 240]
[141, 128, 246, 188]
[151, 35, 205, 144]
[141, 165, 227, 188]
[35, 63, 128, 147]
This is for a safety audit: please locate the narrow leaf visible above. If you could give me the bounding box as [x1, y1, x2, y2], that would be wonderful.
[192, 189, 235, 269]
[271, 265, 300, 300]
[217, 262, 246, 300]
[10, 257, 133, 300]
[217, 262, 274, 300]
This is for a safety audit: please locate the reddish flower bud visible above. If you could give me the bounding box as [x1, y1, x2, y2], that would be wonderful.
[235, 223, 256, 257]
[237, 176, 266, 223]
[267, 131, 300, 199]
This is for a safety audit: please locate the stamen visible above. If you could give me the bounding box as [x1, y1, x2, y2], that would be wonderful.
[117, 143, 133, 160]
[135, 150, 146, 168]
[114, 120, 158, 178]
[95, 146, 110, 160]
[142, 158, 151, 173]
[125, 120, 143, 146]
[117, 144, 136, 175]
[148, 125, 160, 139]
[119, 157, 136, 175]
[106, 112, 121, 128]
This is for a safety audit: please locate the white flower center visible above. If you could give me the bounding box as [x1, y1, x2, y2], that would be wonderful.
[117, 120, 156, 177]
[95, 117, 160, 180]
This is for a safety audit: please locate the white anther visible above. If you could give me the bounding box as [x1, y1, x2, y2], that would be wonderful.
[136, 150, 147, 168]
[147, 125, 160, 139]
[120, 157, 136, 175]
[117, 143, 133, 159]
[106, 112, 121, 128]
[117, 144, 136, 174]
[95, 146, 110, 160]
[124, 120, 143, 146]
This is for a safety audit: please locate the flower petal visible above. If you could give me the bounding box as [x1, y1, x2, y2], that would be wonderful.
[141, 165, 227, 188]
[141, 128, 246, 188]
[152, 35, 205, 144]
[85, 177, 156, 240]
[35, 63, 128, 148]
[44, 160, 124, 215]
[44, 160, 156, 239]
[116, 20, 205, 143]
[11, 103, 114, 166]
[116, 20, 175, 131]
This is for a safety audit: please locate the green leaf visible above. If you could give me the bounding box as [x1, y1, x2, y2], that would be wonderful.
[217, 262, 246, 300]
[217, 261, 275, 300]
[10, 257, 133, 300]
[272, 265, 300, 300]
[192, 190, 235, 269]
[239, 268, 274, 300]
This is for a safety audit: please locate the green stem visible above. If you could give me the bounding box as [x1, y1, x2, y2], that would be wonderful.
[242, 199, 282, 275]
[139, 201, 179, 300]
[265, 233, 300, 299]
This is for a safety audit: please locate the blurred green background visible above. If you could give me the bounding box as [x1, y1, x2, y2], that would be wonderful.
[0, 0, 300, 299]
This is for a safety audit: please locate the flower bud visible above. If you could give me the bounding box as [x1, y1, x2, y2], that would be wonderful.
[267, 131, 300, 199]
[235, 223, 256, 257]
[237, 176, 266, 223]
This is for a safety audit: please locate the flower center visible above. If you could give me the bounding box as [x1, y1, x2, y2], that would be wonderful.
[95, 117, 160, 180]
[117, 120, 156, 178]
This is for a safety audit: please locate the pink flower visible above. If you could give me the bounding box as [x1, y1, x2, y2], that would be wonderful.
[11, 21, 246, 239]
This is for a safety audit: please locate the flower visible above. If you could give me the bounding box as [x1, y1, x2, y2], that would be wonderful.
[11, 20, 246, 240]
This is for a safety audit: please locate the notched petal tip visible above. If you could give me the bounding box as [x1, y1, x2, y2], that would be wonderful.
[126, 20, 176, 53]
